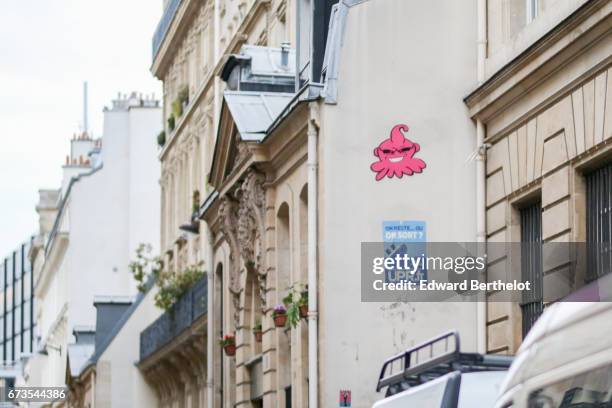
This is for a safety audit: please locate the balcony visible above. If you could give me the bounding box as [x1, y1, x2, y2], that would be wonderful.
[139, 276, 207, 361]
[152, 0, 183, 60]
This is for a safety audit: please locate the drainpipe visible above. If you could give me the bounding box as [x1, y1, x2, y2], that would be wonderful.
[307, 102, 320, 408]
[206, 223, 214, 408]
[476, 0, 487, 355]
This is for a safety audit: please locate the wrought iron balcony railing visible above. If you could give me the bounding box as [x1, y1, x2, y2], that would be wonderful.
[139, 276, 207, 361]
[152, 0, 183, 60]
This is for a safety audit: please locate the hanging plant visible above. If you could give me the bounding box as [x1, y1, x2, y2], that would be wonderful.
[128, 243, 205, 311]
[157, 130, 166, 148]
[253, 320, 262, 343]
[171, 99, 183, 118]
[281, 283, 308, 327]
[178, 84, 189, 106]
[219, 334, 236, 356]
[167, 114, 175, 131]
[192, 190, 201, 213]
[298, 288, 308, 319]
[273, 304, 287, 328]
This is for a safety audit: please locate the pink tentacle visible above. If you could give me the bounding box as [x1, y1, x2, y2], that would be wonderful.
[371, 161, 385, 172]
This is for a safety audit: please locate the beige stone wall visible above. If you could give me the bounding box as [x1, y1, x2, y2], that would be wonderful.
[157, 0, 296, 273]
[485, 64, 612, 353]
[485, 0, 592, 79]
[204, 100, 311, 407]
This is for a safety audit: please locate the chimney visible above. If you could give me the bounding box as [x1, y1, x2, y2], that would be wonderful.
[281, 41, 290, 68]
[93, 297, 133, 351]
[73, 326, 96, 345]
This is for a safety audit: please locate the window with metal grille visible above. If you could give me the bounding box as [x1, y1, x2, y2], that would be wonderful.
[586, 163, 612, 282]
[520, 201, 543, 338]
[285, 386, 292, 408]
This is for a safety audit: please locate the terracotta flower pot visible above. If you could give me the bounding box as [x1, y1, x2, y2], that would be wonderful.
[254, 330, 263, 342]
[299, 304, 308, 318]
[274, 313, 287, 328]
[224, 344, 236, 356]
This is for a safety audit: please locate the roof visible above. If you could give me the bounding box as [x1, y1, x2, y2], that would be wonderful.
[223, 91, 294, 141]
[67, 343, 95, 378]
[67, 277, 156, 379]
[221, 44, 296, 82]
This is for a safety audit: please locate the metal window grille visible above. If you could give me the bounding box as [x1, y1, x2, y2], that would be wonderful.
[586, 163, 612, 282]
[520, 201, 543, 338]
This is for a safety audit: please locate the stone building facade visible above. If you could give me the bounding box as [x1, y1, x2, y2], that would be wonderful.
[465, 0, 612, 353]
[146, 0, 295, 406]
[153, 0, 485, 406]
[148, 0, 611, 407]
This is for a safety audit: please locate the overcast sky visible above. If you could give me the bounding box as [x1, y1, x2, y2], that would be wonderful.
[0, 1, 163, 256]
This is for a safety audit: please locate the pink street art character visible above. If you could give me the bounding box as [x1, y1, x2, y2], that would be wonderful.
[370, 124, 426, 181]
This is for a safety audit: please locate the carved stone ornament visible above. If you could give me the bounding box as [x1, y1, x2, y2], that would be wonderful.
[235, 169, 267, 310]
[218, 168, 268, 321]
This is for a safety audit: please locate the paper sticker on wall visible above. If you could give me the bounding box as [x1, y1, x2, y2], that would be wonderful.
[371, 124, 426, 181]
[383, 221, 427, 283]
[339, 390, 351, 407]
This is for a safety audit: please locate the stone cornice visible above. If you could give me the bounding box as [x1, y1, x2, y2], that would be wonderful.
[465, 0, 611, 121]
[159, 68, 215, 162]
[151, 0, 208, 78]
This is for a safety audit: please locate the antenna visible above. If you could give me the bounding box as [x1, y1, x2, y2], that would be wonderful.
[83, 81, 89, 134]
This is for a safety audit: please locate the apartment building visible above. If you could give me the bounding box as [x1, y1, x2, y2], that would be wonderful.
[465, 0, 612, 353]
[24, 93, 162, 391]
[0, 238, 35, 388]
[140, 0, 293, 406]
[142, 0, 612, 406]
[147, 0, 488, 406]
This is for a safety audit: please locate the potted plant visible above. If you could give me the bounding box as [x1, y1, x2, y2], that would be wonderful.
[219, 334, 236, 356]
[298, 289, 308, 318]
[167, 114, 175, 131]
[157, 130, 166, 148]
[273, 304, 287, 328]
[253, 320, 263, 342]
[178, 85, 189, 110]
[192, 190, 200, 214]
[172, 99, 183, 119]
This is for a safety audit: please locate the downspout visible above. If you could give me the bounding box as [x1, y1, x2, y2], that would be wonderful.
[307, 102, 320, 408]
[476, 0, 487, 354]
[206, 223, 214, 408]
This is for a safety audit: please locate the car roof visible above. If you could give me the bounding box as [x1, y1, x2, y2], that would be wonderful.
[499, 275, 612, 396]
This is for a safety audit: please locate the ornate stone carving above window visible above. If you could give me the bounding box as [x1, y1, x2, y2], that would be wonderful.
[218, 167, 268, 323]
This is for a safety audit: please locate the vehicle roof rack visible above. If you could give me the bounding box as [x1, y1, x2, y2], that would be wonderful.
[376, 331, 513, 396]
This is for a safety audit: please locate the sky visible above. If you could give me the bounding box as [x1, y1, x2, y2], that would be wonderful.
[0, 0, 163, 256]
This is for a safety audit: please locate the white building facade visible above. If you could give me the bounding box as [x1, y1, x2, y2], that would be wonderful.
[24, 93, 162, 389]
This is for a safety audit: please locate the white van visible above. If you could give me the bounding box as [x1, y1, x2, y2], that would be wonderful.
[373, 331, 512, 407]
[494, 273, 612, 407]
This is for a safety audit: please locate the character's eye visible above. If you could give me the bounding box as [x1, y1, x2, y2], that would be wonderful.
[399, 147, 412, 152]
[382, 149, 393, 154]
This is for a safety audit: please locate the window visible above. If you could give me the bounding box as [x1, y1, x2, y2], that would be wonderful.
[297, 0, 312, 84]
[520, 201, 543, 338]
[285, 386, 292, 408]
[529, 363, 612, 407]
[586, 163, 612, 282]
[526, 0, 539, 23]
[296, 0, 339, 86]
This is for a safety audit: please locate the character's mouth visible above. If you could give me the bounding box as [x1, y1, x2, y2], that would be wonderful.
[388, 156, 404, 163]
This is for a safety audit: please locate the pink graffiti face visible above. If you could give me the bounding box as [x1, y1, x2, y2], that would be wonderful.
[370, 124, 426, 181]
